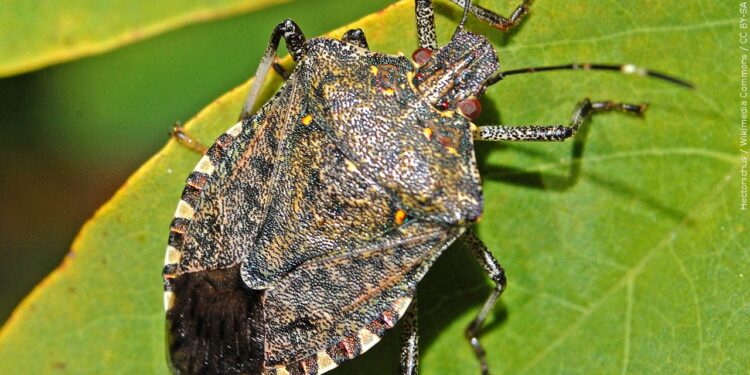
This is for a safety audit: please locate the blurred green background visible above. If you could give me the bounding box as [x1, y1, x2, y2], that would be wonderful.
[0, 0, 394, 325]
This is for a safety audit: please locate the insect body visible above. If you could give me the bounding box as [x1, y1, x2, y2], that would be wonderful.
[163, 1, 690, 374]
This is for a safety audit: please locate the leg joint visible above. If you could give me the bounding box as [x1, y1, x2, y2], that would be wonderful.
[273, 19, 306, 61]
[490, 269, 507, 290]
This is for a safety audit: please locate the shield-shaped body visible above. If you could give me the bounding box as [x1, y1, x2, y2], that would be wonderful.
[163, 30, 497, 374]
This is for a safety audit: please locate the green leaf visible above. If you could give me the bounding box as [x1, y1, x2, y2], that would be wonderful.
[0, 0, 743, 374]
[0, 0, 289, 77]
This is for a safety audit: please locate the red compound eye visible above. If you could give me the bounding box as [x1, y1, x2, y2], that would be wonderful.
[411, 48, 433, 65]
[457, 98, 482, 120]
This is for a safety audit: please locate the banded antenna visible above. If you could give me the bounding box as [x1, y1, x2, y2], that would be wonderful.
[484, 63, 694, 90]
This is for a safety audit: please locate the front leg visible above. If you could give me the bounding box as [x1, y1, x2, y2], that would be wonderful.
[415, 0, 438, 49]
[414, 0, 532, 50]
[448, 0, 532, 31]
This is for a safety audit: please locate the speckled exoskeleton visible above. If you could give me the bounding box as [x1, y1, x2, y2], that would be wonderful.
[162, 1, 691, 374]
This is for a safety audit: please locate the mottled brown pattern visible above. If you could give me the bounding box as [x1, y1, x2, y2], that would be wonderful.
[167, 265, 265, 375]
[178, 79, 303, 272]
[165, 15, 498, 375]
[263, 222, 459, 365]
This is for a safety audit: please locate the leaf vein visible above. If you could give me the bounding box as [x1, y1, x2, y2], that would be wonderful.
[516, 167, 734, 374]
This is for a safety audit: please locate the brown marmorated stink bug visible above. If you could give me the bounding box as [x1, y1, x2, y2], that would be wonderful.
[162, 1, 692, 374]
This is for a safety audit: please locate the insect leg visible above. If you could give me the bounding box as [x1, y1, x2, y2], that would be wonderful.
[473, 98, 648, 142]
[416, 0, 531, 49]
[462, 227, 506, 375]
[448, 0, 531, 32]
[415, 0, 437, 49]
[171, 122, 207, 154]
[240, 19, 306, 120]
[400, 295, 419, 375]
[342, 28, 369, 49]
[271, 57, 291, 81]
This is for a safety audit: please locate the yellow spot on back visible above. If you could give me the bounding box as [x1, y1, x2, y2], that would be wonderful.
[440, 110, 455, 118]
[382, 88, 395, 96]
[423, 127, 433, 140]
[301, 114, 313, 126]
[394, 209, 407, 225]
[446, 147, 460, 156]
[370, 65, 379, 75]
[345, 159, 358, 172]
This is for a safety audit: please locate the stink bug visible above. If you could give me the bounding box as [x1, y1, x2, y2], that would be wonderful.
[163, 1, 692, 374]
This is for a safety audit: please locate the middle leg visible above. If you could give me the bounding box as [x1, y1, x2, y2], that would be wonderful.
[474, 99, 648, 142]
[171, 122, 207, 154]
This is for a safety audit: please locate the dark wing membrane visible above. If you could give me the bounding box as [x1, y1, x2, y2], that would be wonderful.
[166, 264, 264, 375]
[262, 221, 462, 367]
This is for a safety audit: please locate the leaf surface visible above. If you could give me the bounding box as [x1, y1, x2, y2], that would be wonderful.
[0, 0, 288, 77]
[0, 1, 743, 374]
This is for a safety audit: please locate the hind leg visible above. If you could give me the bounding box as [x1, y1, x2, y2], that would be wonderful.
[400, 295, 419, 375]
[461, 228, 507, 375]
[240, 19, 306, 120]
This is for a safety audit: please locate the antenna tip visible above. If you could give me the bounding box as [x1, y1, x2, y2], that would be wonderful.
[636, 64, 695, 90]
